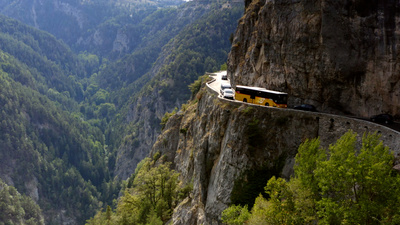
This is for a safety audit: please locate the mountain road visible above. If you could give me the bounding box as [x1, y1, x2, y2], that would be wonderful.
[207, 71, 400, 132]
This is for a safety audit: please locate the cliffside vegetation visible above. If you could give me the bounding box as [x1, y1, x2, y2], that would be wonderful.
[222, 131, 400, 224]
[0, 178, 44, 224]
[86, 155, 191, 225]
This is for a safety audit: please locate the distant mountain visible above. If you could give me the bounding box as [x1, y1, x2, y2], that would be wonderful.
[0, 14, 86, 97]
[0, 0, 185, 58]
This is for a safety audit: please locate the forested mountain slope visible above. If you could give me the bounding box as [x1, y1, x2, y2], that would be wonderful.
[0, 178, 44, 224]
[0, 16, 119, 224]
[0, 0, 185, 58]
[0, 15, 86, 102]
[0, 0, 244, 224]
[103, 1, 244, 179]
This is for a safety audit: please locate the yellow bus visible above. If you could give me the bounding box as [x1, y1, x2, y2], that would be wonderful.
[235, 85, 288, 108]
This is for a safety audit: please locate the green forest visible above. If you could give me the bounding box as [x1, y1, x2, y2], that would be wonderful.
[222, 131, 400, 225]
[0, 0, 244, 224]
[0, 178, 44, 224]
[0, 16, 119, 222]
[86, 155, 192, 225]
[0, 0, 185, 57]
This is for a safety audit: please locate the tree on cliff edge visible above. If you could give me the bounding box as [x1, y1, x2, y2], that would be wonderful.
[223, 131, 400, 225]
[86, 156, 189, 225]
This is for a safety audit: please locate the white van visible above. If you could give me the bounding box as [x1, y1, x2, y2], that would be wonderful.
[220, 83, 231, 95]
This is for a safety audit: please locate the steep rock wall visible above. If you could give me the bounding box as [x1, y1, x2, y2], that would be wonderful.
[227, 0, 400, 118]
[151, 82, 400, 224]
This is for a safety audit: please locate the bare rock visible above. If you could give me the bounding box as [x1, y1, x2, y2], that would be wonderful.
[227, 0, 400, 118]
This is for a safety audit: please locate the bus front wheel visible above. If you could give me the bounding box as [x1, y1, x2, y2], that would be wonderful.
[265, 103, 269, 106]
[243, 98, 247, 103]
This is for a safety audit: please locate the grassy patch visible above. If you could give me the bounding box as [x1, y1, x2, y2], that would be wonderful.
[160, 107, 178, 130]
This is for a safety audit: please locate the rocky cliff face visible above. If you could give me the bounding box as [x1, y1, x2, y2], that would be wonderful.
[150, 85, 317, 224]
[227, 0, 400, 118]
[150, 80, 400, 224]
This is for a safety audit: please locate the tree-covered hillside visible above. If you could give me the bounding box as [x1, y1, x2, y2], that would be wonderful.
[223, 131, 400, 224]
[102, 1, 244, 179]
[0, 16, 120, 224]
[0, 0, 185, 58]
[0, 15, 86, 102]
[0, 178, 44, 224]
[86, 156, 190, 225]
[0, 0, 244, 224]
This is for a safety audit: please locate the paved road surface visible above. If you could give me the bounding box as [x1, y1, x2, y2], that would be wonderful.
[209, 71, 230, 96]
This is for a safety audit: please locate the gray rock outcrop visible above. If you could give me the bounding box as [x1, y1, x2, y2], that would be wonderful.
[227, 0, 400, 118]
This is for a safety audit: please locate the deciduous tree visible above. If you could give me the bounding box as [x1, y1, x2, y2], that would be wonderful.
[223, 131, 400, 224]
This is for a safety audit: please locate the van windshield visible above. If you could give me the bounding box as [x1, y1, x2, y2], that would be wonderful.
[224, 89, 233, 94]
[221, 84, 231, 89]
